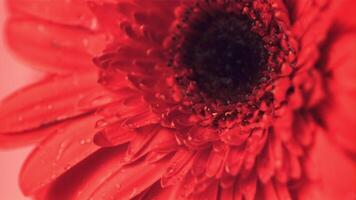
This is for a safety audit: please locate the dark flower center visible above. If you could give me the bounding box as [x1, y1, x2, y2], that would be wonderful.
[181, 13, 267, 101]
[165, 1, 295, 128]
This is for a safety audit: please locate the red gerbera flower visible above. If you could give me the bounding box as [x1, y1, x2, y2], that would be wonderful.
[0, 0, 355, 199]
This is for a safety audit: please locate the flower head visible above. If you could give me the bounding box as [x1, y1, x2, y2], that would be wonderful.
[1, 0, 355, 199]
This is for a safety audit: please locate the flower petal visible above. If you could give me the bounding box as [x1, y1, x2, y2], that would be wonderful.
[7, 0, 98, 30]
[322, 34, 356, 155]
[34, 146, 126, 200]
[89, 157, 171, 200]
[0, 73, 116, 133]
[190, 181, 219, 200]
[19, 115, 101, 195]
[5, 17, 110, 73]
[0, 116, 79, 149]
[161, 149, 195, 187]
[219, 185, 234, 200]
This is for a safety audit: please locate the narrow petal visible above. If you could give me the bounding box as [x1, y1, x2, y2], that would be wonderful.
[89, 157, 171, 200]
[260, 181, 278, 200]
[35, 146, 127, 200]
[322, 34, 356, 155]
[220, 185, 234, 200]
[0, 116, 80, 149]
[240, 174, 257, 200]
[93, 122, 134, 147]
[0, 73, 117, 133]
[190, 181, 219, 200]
[161, 149, 195, 187]
[19, 115, 101, 195]
[5, 18, 110, 73]
[141, 183, 183, 200]
[7, 0, 98, 30]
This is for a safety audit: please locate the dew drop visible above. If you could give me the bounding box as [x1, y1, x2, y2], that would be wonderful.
[82, 38, 89, 47]
[47, 104, 53, 110]
[17, 116, 23, 122]
[89, 18, 98, 30]
[91, 95, 114, 107]
[166, 165, 176, 176]
[95, 119, 109, 128]
[129, 188, 137, 199]
[56, 142, 69, 161]
[51, 174, 57, 180]
[80, 138, 92, 145]
[37, 25, 45, 32]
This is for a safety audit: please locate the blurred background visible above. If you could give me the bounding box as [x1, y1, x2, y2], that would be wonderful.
[0, 1, 42, 199]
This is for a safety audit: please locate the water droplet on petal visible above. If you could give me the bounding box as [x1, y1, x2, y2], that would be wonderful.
[56, 142, 69, 161]
[95, 119, 109, 128]
[89, 18, 98, 30]
[82, 38, 89, 47]
[47, 104, 53, 110]
[166, 165, 176, 176]
[129, 188, 137, 199]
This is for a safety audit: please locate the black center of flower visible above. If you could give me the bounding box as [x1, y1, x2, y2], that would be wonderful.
[177, 13, 267, 102]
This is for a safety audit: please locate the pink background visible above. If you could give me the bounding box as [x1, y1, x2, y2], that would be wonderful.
[0, 1, 355, 200]
[0, 1, 42, 199]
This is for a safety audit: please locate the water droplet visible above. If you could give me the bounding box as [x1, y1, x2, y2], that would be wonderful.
[115, 183, 121, 189]
[37, 25, 45, 32]
[82, 38, 89, 47]
[129, 188, 137, 199]
[17, 116, 23, 121]
[56, 142, 69, 161]
[92, 95, 114, 107]
[166, 165, 176, 176]
[47, 104, 53, 110]
[64, 165, 71, 170]
[80, 138, 92, 145]
[89, 18, 98, 30]
[51, 174, 57, 180]
[95, 119, 109, 128]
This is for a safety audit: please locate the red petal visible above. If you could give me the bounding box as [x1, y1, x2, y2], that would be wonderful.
[225, 146, 245, 176]
[0, 116, 81, 149]
[124, 125, 159, 162]
[240, 174, 257, 200]
[161, 149, 195, 187]
[190, 181, 219, 200]
[205, 144, 228, 178]
[36, 146, 127, 200]
[0, 73, 116, 133]
[260, 181, 278, 200]
[143, 185, 182, 200]
[257, 139, 275, 183]
[219, 185, 234, 200]
[89, 157, 171, 200]
[275, 182, 292, 200]
[5, 18, 110, 73]
[7, 0, 98, 30]
[19, 115, 101, 195]
[128, 127, 177, 163]
[93, 122, 134, 147]
[0, 130, 46, 149]
[323, 34, 356, 154]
